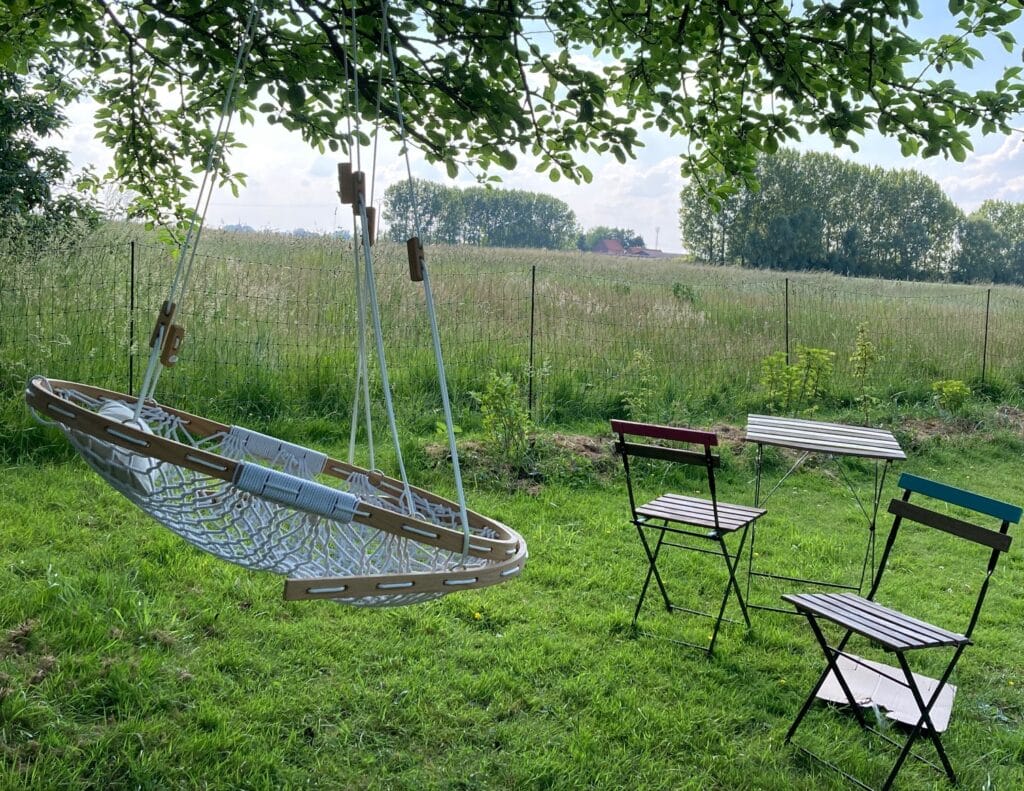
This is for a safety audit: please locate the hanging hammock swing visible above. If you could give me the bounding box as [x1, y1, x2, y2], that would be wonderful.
[25, 2, 526, 607]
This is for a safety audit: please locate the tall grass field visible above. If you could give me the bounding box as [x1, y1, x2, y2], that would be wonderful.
[2, 223, 1023, 463]
[2, 224, 1023, 789]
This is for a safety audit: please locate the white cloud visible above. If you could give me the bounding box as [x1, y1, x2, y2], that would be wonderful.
[926, 133, 1024, 211]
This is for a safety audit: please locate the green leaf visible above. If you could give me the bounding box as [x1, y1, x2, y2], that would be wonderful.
[284, 84, 306, 109]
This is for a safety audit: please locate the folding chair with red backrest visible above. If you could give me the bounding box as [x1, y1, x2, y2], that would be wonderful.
[783, 472, 1021, 790]
[611, 419, 766, 656]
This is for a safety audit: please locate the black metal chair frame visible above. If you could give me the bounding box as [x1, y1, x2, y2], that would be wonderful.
[612, 419, 766, 656]
[783, 472, 1020, 790]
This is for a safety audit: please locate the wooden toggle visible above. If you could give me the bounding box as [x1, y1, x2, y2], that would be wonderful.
[407, 237, 424, 282]
[351, 171, 365, 214]
[365, 206, 377, 246]
[336, 162, 365, 211]
[337, 163, 354, 204]
[148, 301, 176, 349]
[160, 324, 185, 367]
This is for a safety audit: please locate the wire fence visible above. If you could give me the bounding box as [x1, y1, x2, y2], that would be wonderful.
[2, 236, 1021, 437]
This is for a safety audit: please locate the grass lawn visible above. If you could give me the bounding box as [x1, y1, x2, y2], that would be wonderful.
[1, 426, 1022, 790]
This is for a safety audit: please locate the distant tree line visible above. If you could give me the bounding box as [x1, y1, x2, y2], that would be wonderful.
[679, 149, 1024, 284]
[383, 178, 579, 250]
[953, 200, 1024, 284]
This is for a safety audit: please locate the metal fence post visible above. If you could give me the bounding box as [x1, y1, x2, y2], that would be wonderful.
[982, 287, 991, 384]
[129, 240, 136, 394]
[528, 264, 536, 416]
[784, 277, 790, 364]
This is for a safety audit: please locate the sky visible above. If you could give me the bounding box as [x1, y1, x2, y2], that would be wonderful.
[57, 9, 1024, 253]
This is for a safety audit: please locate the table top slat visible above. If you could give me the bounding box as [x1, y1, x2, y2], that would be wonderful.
[745, 414, 906, 460]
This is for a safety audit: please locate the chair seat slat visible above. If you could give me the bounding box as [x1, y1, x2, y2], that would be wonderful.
[783, 593, 967, 650]
[638, 494, 764, 532]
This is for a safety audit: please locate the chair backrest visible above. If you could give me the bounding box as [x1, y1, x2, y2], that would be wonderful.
[871, 472, 1020, 638]
[611, 419, 721, 514]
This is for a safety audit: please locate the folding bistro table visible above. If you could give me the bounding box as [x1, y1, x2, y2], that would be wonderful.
[743, 414, 906, 611]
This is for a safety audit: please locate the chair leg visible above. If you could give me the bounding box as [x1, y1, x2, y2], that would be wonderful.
[633, 524, 671, 625]
[701, 526, 752, 655]
[788, 621, 964, 791]
[786, 616, 867, 743]
[727, 525, 752, 629]
[880, 651, 960, 789]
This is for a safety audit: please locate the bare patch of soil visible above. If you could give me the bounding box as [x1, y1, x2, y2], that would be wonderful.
[2, 620, 37, 658]
[995, 405, 1024, 432]
[899, 417, 954, 445]
[709, 423, 747, 453]
[547, 433, 613, 463]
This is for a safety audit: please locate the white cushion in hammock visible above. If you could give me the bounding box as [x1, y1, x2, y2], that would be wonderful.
[87, 400, 163, 496]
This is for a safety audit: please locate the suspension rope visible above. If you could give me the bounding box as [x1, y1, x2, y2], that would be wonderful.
[356, 189, 413, 509]
[381, 0, 471, 554]
[345, 2, 378, 472]
[135, 2, 260, 413]
[348, 3, 415, 510]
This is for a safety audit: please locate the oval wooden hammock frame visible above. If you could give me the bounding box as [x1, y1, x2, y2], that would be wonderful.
[27, 376, 527, 603]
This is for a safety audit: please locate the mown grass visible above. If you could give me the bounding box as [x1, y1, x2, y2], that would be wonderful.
[2, 423, 1022, 790]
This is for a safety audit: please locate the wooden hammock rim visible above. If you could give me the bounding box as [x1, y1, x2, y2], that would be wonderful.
[283, 530, 528, 600]
[26, 377, 524, 565]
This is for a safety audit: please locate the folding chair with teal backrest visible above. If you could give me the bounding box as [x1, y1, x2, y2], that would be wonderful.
[783, 473, 1020, 790]
[611, 419, 766, 656]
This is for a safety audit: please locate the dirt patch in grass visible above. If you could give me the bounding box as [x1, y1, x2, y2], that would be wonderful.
[28, 655, 56, 686]
[547, 433, 614, 464]
[424, 433, 618, 490]
[994, 405, 1024, 432]
[899, 416, 958, 446]
[896, 405, 1024, 450]
[2, 620, 37, 658]
[709, 423, 747, 452]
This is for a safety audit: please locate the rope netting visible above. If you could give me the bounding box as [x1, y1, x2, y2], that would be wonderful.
[30, 380, 523, 607]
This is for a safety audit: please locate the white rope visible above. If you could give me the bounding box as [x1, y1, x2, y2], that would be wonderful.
[343, 4, 414, 510]
[348, 207, 376, 470]
[135, 3, 260, 412]
[381, 0, 471, 554]
[344, 1, 378, 472]
[356, 192, 414, 513]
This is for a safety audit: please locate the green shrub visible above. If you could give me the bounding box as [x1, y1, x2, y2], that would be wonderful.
[671, 282, 698, 304]
[471, 370, 532, 470]
[932, 379, 971, 416]
[759, 345, 835, 415]
[849, 322, 881, 424]
[621, 348, 656, 421]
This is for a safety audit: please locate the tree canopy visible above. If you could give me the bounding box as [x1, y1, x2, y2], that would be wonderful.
[577, 226, 645, 251]
[952, 199, 1024, 283]
[0, 69, 98, 236]
[3, 1, 1024, 224]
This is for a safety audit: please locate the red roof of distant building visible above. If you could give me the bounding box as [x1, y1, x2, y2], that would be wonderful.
[593, 238, 625, 254]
